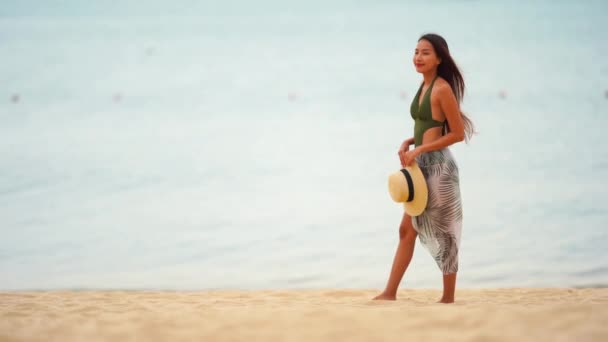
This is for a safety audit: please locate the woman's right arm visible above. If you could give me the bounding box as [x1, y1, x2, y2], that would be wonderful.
[398, 137, 415, 167]
[400, 137, 415, 151]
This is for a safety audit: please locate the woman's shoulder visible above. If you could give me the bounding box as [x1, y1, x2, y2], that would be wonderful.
[433, 78, 454, 97]
[434, 77, 450, 89]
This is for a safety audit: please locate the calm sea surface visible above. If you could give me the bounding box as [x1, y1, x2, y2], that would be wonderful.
[1, 0, 607, 290]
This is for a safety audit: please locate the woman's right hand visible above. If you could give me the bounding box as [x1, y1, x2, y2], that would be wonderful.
[398, 139, 412, 168]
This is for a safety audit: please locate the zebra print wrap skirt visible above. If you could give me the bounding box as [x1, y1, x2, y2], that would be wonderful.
[412, 148, 463, 274]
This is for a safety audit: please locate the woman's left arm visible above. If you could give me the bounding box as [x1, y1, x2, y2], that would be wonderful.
[416, 84, 465, 154]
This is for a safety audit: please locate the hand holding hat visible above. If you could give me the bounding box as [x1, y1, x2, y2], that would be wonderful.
[401, 147, 423, 167]
[388, 161, 428, 216]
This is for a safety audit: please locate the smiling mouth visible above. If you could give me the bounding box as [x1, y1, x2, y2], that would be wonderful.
[416, 64, 425, 67]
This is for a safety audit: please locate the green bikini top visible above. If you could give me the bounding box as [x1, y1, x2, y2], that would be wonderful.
[410, 75, 445, 147]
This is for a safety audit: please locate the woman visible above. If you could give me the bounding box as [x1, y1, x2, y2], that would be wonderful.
[374, 33, 475, 304]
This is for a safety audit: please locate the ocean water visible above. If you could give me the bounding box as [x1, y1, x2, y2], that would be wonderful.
[1, 0, 607, 290]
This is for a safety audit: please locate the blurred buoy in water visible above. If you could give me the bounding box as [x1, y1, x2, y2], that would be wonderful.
[399, 90, 408, 101]
[498, 90, 507, 100]
[113, 93, 123, 103]
[288, 91, 297, 102]
[10, 94, 20, 103]
[145, 46, 156, 56]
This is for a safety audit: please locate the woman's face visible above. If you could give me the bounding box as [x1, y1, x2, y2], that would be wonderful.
[413, 39, 441, 74]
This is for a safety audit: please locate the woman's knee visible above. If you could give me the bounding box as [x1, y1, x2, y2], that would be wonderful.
[399, 220, 417, 241]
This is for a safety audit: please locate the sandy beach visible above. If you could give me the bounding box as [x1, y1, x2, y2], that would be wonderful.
[1, 288, 607, 341]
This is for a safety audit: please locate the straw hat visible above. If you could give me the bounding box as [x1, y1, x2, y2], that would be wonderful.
[388, 162, 428, 216]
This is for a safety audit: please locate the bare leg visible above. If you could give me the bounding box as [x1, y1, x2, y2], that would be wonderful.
[437, 272, 457, 303]
[373, 212, 417, 300]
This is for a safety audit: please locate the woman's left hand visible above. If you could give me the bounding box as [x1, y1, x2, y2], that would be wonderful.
[402, 147, 422, 167]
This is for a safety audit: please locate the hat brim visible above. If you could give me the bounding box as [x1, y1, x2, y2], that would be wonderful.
[400, 162, 428, 217]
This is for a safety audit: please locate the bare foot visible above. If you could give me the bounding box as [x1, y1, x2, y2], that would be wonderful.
[436, 297, 454, 304]
[372, 292, 396, 300]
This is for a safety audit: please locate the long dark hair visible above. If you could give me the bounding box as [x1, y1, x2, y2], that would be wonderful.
[419, 33, 475, 142]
